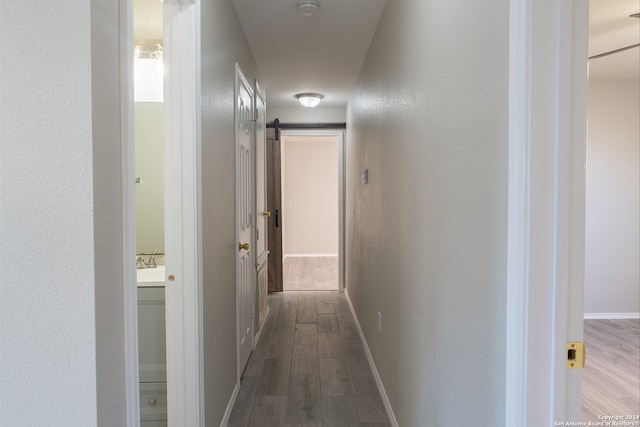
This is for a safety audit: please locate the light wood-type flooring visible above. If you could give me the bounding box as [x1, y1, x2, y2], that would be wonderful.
[283, 257, 338, 291]
[228, 291, 390, 427]
[582, 319, 640, 421]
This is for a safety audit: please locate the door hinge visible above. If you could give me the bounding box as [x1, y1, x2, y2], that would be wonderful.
[566, 342, 586, 369]
[250, 304, 255, 319]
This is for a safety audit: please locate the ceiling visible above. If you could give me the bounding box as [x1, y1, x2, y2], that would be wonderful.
[588, 0, 639, 80]
[134, 0, 639, 105]
[231, 0, 387, 107]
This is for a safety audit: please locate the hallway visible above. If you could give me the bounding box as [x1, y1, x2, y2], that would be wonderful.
[228, 291, 390, 426]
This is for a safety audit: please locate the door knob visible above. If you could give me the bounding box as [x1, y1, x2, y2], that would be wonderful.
[238, 242, 250, 251]
[262, 211, 271, 217]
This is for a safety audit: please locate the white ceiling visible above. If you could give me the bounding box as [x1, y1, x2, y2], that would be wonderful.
[231, 0, 387, 107]
[589, 0, 639, 80]
[134, 0, 639, 105]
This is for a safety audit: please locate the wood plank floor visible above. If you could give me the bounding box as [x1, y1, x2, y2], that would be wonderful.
[582, 319, 640, 421]
[228, 291, 390, 427]
[283, 257, 339, 291]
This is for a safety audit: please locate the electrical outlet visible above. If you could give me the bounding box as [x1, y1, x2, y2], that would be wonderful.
[377, 312, 382, 334]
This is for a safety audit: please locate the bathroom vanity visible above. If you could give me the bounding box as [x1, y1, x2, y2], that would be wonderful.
[137, 266, 167, 427]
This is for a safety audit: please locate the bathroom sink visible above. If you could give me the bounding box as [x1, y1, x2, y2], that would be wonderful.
[137, 266, 166, 287]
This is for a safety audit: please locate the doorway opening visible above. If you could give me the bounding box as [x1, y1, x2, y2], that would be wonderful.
[124, 0, 204, 425]
[582, 0, 640, 419]
[132, 0, 168, 425]
[281, 133, 340, 292]
[267, 127, 345, 292]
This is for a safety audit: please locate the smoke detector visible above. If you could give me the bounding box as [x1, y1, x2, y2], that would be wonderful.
[297, 0, 319, 16]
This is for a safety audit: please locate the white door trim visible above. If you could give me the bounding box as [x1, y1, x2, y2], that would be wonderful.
[506, 1, 588, 425]
[280, 129, 346, 293]
[121, 0, 139, 424]
[164, 1, 204, 426]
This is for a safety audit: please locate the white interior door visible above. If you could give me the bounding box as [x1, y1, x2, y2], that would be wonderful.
[163, 1, 204, 425]
[254, 81, 268, 266]
[235, 64, 254, 376]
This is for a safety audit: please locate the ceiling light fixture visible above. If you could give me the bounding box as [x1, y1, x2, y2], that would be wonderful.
[297, 0, 319, 16]
[295, 93, 324, 108]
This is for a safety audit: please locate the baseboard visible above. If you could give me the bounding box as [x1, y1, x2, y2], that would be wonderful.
[253, 306, 270, 348]
[283, 253, 338, 259]
[344, 289, 399, 427]
[219, 380, 240, 427]
[584, 312, 640, 320]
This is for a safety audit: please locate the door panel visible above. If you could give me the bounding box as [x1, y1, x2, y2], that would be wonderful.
[235, 64, 253, 375]
[254, 82, 269, 340]
[266, 127, 283, 292]
[254, 82, 268, 264]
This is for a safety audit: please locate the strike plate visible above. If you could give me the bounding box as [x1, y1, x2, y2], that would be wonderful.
[566, 342, 586, 369]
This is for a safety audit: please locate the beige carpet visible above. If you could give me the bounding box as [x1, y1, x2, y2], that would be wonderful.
[282, 256, 338, 291]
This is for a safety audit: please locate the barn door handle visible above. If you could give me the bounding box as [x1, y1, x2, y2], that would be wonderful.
[275, 209, 279, 228]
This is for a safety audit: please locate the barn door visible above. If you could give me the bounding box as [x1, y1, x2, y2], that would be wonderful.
[266, 126, 283, 292]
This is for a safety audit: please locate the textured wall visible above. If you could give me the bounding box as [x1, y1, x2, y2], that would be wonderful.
[0, 1, 98, 425]
[585, 78, 640, 315]
[267, 106, 347, 123]
[200, 1, 262, 423]
[346, 0, 509, 424]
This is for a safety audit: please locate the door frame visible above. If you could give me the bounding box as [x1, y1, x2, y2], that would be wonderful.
[122, 0, 204, 426]
[279, 129, 346, 293]
[121, 0, 139, 423]
[505, 0, 588, 425]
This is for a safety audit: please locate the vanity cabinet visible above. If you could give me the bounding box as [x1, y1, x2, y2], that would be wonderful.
[139, 382, 167, 427]
[137, 286, 167, 425]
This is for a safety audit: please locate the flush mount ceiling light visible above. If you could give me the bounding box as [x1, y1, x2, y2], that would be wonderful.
[295, 93, 324, 108]
[297, 0, 319, 16]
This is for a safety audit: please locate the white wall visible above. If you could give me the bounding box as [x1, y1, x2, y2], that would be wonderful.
[135, 103, 165, 253]
[584, 77, 640, 316]
[1, 1, 102, 425]
[200, 1, 262, 423]
[282, 135, 339, 256]
[346, 0, 509, 425]
[267, 105, 346, 123]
